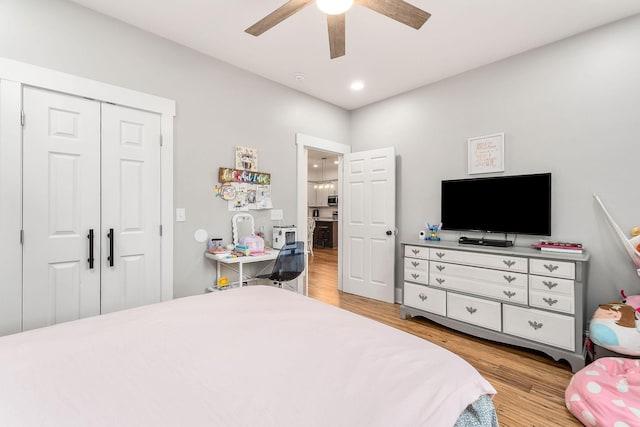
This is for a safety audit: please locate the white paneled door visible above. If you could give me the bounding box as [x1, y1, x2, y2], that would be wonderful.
[22, 87, 162, 330]
[101, 104, 161, 314]
[23, 87, 102, 330]
[342, 147, 396, 303]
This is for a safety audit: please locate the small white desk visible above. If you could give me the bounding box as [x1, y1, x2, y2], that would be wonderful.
[205, 251, 278, 288]
[205, 250, 309, 295]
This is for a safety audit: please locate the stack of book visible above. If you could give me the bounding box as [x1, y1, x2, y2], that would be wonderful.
[531, 240, 584, 254]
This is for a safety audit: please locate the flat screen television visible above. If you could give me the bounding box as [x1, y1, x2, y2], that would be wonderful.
[440, 173, 551, 241]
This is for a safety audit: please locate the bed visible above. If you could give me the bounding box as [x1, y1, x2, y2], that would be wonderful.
[0, 286, 497, 426]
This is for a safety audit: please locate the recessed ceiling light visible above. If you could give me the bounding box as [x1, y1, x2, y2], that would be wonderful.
[350, 81, 364, 91]
[313, 164, 319, 168]
[334, 160, 339, 164]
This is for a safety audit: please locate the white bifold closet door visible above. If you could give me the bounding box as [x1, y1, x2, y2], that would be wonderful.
[22, 87, 161, 331]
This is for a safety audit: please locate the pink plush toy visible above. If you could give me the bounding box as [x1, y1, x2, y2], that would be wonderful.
[620, 289, 640, 311]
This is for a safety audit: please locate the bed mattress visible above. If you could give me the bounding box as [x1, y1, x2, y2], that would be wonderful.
[0, 286, 496, 426]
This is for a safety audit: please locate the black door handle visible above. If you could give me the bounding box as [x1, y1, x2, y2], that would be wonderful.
[87, 229, 94, 269]
[107, 228, 114, 267]
[386, 230, 392, 236]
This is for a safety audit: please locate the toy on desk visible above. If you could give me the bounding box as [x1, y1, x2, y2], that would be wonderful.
[234, 244, 251, 256]
[426, 222, 442, 241]
[207, 238, 225, 254]
[239, 234, 265, 254]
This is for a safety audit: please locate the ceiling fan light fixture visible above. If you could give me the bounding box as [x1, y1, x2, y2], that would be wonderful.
[316, 0, 354, 15]
[350, 80, 365, 91]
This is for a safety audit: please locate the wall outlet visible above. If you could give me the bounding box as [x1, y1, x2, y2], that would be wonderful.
[270, 209, 283, 220]
[176, 208, 186, 222]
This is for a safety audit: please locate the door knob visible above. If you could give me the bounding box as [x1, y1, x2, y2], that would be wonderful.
[386, 230, 392, 236]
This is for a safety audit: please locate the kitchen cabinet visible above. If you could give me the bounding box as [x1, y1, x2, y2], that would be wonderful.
[313, 220, 338, 248]
[307, 182, 328, 207]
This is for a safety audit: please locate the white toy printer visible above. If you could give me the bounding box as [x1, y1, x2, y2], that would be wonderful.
[272, 225, 297, 250]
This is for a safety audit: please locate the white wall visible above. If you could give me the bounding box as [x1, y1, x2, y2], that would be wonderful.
[350, 14, 640, 312]
[0, 0, 350, 297]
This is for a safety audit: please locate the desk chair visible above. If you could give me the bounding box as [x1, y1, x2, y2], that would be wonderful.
[256, 241, 305, 288]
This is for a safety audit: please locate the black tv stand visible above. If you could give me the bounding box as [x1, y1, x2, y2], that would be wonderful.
[458, 237, 513, 247]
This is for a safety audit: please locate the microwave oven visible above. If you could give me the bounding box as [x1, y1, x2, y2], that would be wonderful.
[327, 195, 338, 206]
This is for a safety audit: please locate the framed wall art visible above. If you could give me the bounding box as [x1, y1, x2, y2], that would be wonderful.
[467, 133, 504, 175]
[235, 146, 258, 171]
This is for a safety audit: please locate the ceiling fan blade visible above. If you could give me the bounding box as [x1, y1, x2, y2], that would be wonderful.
[245, 0, 315, 36]
[356, 0, 431, 30]
[327, 14, 346, 59]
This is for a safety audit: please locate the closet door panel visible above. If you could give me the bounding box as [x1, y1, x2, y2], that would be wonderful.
[22, 87, 101, 331]
[101, 104, 161, 314]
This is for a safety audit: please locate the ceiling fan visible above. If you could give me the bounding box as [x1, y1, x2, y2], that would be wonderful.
[245, 0, 431, 59]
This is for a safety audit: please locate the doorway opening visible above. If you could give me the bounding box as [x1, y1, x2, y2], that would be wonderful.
[307, 149, 340, 300]
[295, 133, 350, 297]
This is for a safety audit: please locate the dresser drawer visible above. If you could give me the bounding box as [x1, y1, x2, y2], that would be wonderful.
[430, 249, 527, 273]
[529, 275, 574, 297]
[404, 283, 446, 316]
[430, 272, 527, 305]
[404, 245, 429, 260]
[529, 291, 574, 314]
[404, 258, 428, 272]
[447, 293, 501, 331]
[529, 258, 575, 279]
[503, 305, 575, 351]
[430, 262, 527, 287]
[404, 269, 428, 285]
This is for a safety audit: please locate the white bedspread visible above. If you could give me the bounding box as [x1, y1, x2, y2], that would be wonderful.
[0, 286, 496, 426]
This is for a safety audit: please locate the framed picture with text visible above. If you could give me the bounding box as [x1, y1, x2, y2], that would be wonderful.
[467, 133, 504, 174]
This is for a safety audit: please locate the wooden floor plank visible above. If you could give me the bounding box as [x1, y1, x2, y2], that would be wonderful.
[307, 248, 581, 426]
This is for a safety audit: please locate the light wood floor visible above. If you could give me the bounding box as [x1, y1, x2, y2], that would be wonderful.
[307, 247, 581, 427]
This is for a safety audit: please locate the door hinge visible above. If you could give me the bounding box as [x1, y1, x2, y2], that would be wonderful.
[159, 134, 163, 147]
[20, 110, 25, 127]
[20, 229, 24, 245]
[159, 225, 163, 236]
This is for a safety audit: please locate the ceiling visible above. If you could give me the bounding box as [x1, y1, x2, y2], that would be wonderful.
[69, 0, 640, 110]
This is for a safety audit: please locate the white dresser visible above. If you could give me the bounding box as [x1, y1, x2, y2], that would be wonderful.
[400, 241, 589, 372]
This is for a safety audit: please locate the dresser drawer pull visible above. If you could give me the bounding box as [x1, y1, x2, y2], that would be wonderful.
[411, 261, 420, 267]
[435, 252, 445, 259]
[411, 273, 420, 280]
[435, 278, 445, 285]
[503, 275, 516, 283]
[503, 290, 516, 298]
[411, 248, 420, 255]
[418, 293, 428, 302]
[436, 264, 445, 271]
[543, 280, 558, 289]
[528, 320, 544, 330]
[503, 260, 516, 268]
[543, 297, 558, 306]
[466, 306, 477, 314]
[543, 263, 559, 273]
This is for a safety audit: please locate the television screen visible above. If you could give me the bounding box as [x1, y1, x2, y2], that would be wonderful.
[440, 173, 551, 236]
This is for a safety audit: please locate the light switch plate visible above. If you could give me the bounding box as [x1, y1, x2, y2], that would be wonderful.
[270, 209, 283, 220]
[176, 208, 186, 222]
